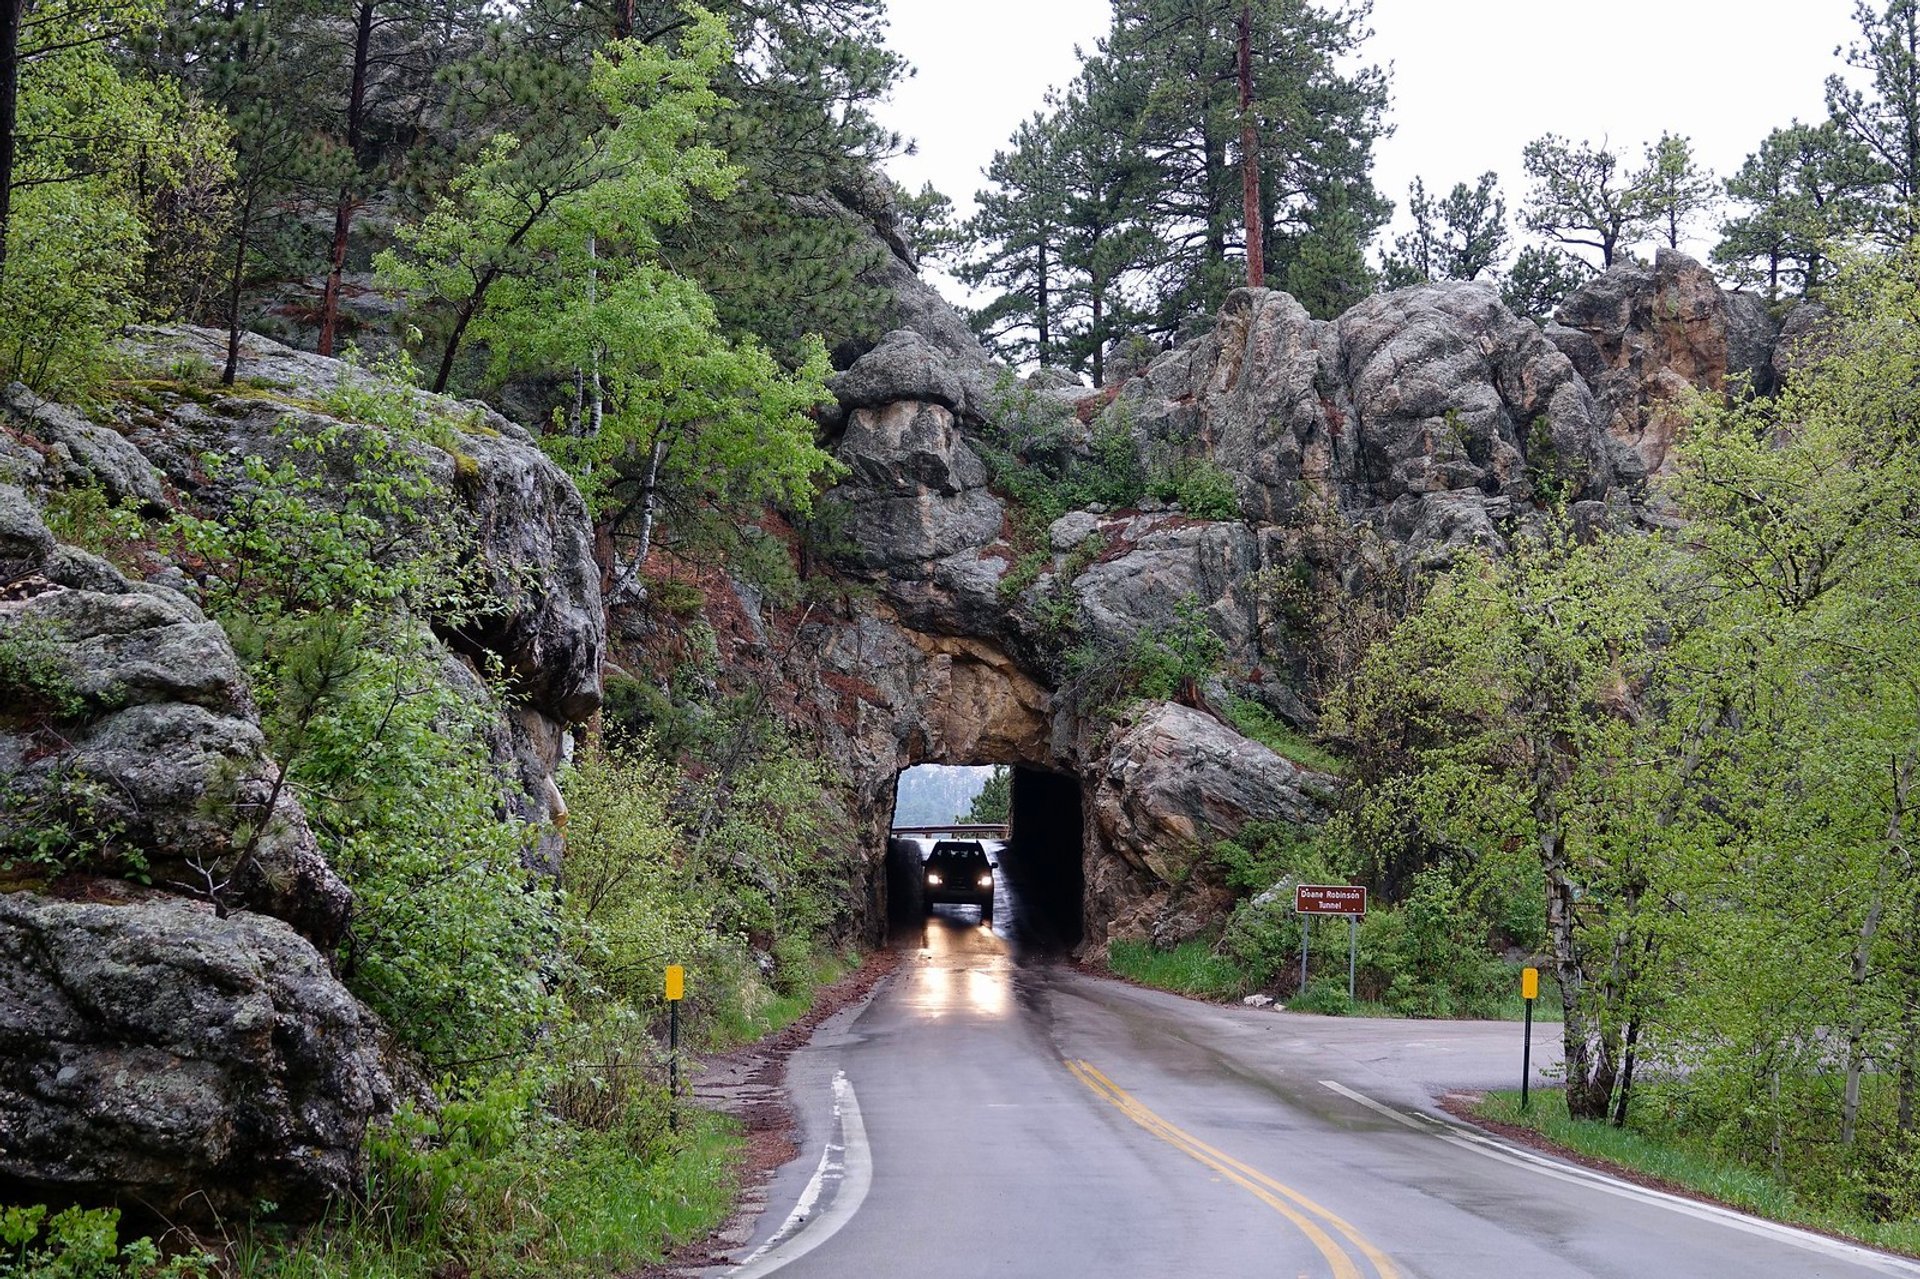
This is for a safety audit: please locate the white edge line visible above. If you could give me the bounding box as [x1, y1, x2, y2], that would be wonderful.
[1320, 1080, 1920, 1277]
[727, 1072, 872, 1278]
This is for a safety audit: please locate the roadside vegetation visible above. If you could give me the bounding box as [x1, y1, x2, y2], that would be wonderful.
[1474, 1089, 1920, 1257]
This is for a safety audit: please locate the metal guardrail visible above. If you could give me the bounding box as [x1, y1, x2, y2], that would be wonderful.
[889, 824, 1010, 838]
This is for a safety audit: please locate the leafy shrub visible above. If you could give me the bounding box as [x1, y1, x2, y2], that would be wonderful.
[0, 1204, 209, 1279]
[40, 486, 151, 569]
[1148, 456, 1241, 518]
[1357, 869, 1512, 1017]
[1067, 595, 1227, 713]
[0, 185, 145, 396]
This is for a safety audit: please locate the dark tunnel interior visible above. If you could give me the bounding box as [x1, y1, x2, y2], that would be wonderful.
[885, 765, 1084, 952]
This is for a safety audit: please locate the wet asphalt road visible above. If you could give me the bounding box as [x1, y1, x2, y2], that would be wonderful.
[721, 910, 1920, 1279]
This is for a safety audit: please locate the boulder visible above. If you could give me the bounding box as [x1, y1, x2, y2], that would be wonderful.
[822, 401, 1005, 571]
[1070, 517, 1261, 657]
[4, 386, 168, 510]
[1087, 701, 1334, 902]
[1772, 301, 1833, 389]
[111, 326, 605, 727]
[830, 329, 973, 417]
[0, 541, 350, 946]
[0, 890, 390, 1223]
[1552, 249, 1733, 477]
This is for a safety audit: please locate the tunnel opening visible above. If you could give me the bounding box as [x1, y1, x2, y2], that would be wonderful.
[885, 763, 1083, 952]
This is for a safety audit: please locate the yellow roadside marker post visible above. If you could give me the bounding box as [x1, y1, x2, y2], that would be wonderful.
[666, 964, 686, 1129]
[1520, 966, 1539, 1111]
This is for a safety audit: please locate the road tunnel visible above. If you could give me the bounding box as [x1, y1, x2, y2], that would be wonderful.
[886, 764, 1084, 951]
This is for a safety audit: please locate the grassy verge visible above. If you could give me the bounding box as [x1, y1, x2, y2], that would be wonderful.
[1107, 938, 1250, 1000]
[1472, 1089, 1920, 1257]
[237, 1108, 741, 1279]
[709, 949, 859, 1047]
[1109, 938, 1557, 1024]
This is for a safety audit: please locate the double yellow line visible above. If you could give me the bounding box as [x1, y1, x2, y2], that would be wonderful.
[1065, 1059, 1399, 1279]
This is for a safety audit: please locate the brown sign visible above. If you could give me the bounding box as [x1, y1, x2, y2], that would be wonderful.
[1295, 884, 1367, 916]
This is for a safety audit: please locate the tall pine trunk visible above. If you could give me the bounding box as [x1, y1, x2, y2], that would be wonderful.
[1237, 2, 1264, 288]
[0, 0, 23, 284]
[318, 1, 375, 356]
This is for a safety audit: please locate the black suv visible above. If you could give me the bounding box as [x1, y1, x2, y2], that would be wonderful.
[923, 840, 995, 923]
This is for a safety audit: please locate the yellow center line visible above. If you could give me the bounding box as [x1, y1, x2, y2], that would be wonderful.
[1066, 1059, 1400, 1279]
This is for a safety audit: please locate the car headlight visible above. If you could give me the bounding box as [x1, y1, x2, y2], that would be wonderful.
[977, 873, 993, 888]
[926, 872, 942, 886]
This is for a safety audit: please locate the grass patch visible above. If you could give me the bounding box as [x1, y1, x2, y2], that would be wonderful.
[707, 949, 858, 1048]
[1108, 938, 1250, 1000]
[1223, 695, 1345, 775]
[1473, 1088, 1920, 1257]
[234, 1107, 741, 1279]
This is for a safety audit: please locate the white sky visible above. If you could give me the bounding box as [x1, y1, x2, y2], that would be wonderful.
[875, 0, 1867, 294]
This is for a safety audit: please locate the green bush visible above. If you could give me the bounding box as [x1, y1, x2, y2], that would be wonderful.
[0, 1204, 210, 1279]
[1221, 696, 1345, 774]
[1357, 869, 1512, 1018]
[1067, 594, 1228, 713]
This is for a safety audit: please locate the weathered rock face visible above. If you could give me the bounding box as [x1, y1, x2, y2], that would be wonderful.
[0, 489, 350, 945]
[759, 248, 1806, 955]
[0, 324, 608, 1223]
[0, 890, 390, 1223]
[1547, 248, 1777, 478]
[113, 325, 606, 732]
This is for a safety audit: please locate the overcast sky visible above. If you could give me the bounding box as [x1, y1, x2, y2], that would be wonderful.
[875, 0, 1867, 293]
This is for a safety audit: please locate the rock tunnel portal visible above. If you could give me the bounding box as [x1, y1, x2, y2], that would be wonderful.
[886, 765, 1085, 951]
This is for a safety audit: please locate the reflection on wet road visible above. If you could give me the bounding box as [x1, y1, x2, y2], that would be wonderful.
[730, 909, 1920, 1279]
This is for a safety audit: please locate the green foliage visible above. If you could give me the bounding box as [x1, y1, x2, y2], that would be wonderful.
[0, 1204, 210, 1279]
[1067, 595, 1228, 713]
[0, 622, 87, 723]
[1713, 120, 1872, 300]
[1499, 245, 1585, 323]
[1145, 456, 1241, 519]
[1381, 173, 1509, 286]
[1220, 696, 1344, 775]
[232, 1075, 739, 1279]
[0, 185, 147, 395]
[39, 486, 152, 570]
[167, 411, 476, 622]
[0, 760, 135, 881]
[0, 2, 235, 394]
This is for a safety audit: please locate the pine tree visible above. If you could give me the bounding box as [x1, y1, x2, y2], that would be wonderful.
[1088, 0, 1389, 331]
[959, 112, 1070, 367]
[1826, 0, 1920, 246]
[1637, 132, 1717, 251]
[1381, 172, 1508, 287]
[1520, 134, 1650, 272]
[1713, 120, 1872, 299]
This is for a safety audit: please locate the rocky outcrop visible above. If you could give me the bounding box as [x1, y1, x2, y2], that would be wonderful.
[1547, 249, 1776, 478]
[0, 490, 350, 944]
[770, 250, 1807, 956]
[0, 889, 390, 1223]
[0, 325, 608, 1225]
[116, 325, 605, 731]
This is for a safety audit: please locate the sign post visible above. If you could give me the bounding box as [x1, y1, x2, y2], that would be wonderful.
[1294, 886, 1367, 1002]
[666, 964, 686, 1129]
[1520, 966, 1538, 1111]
